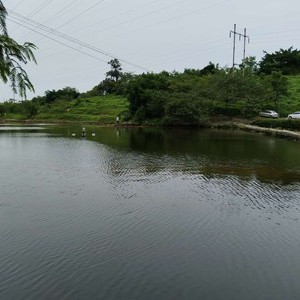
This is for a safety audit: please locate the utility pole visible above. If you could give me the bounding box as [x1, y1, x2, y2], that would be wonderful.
[243, 27, 250, 63]
[230, 24, 237, 70]
[230, 24, 250, 71]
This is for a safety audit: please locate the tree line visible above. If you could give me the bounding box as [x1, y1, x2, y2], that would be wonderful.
[0, 54, 293, 123]
[78, 49, 299, 125]
[80, 55, 291, 125]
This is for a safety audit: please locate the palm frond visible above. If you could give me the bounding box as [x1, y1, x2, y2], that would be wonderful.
[0, 0, 7, 35]
[0, 1, 37, 98]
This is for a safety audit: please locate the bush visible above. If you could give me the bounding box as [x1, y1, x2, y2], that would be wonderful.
[21, 100, 39, 118]
[0, 104, 5, 116]
[163, 95, 208, 126]
[211, 103, 243, 117]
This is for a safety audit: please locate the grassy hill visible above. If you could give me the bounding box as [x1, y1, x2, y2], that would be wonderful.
[34, 95, 129, 123]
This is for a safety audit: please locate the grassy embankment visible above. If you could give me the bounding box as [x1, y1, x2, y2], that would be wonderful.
[4, 95, 129, 123]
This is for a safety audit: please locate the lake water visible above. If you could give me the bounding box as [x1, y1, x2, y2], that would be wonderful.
[1, 125, 300, 299]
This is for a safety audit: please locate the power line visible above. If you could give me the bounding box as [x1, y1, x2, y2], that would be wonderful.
[140, 41, 230, 68]
[72, 0, 163, 34]
[7, 0, 234, 72]
[43, 0, 81, 24]
[21, 0, 81, 41]
[7, 10, 152, 72]
[91, 0, 187, 35]
[10, 0, 55, 32]
[26, 0, 56, 19]
[95, 0, 232, 44]
[7, 18, 108, 63]
[11, 0, 26, 11]
[133, 37, 228, 64]
[55, 0, 106, 30]
[25, 0, 107, 44]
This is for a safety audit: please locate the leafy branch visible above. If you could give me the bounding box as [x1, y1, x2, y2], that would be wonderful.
[0, 1, 37, 98]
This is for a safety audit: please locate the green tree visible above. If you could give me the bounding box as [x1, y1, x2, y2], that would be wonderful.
[2, 99, 22, 114]
[207, 69, 267, 117]
[127, 72, 170, 117]
[209, 70, 246, 105]
[164, 93, 208, 125]
[86, 59, 131, 96]
[106, 58, 122, 81]
[240, 56, 258, 73]
[264, 71, 289, 114]
[0, 103, 5, 116]
[184, 62, 219, 76]
[0, 1, 37, 98]
[21, 100, 39, 118]
[44, 87, 79, 103]
[259, 47, 300, 75]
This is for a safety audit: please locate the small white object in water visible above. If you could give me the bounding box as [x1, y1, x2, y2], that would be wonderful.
[71, 133, 76, 136]
[92, 133, 96, 136]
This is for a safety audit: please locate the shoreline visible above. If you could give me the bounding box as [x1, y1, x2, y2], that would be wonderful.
[234, 123, 300, 140]
[1, 118, 300, 141]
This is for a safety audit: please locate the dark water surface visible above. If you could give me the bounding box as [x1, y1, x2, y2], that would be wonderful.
[1, 125, 300, 299]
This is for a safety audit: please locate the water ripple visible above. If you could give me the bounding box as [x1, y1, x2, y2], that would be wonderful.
[1, 128, 300, 299]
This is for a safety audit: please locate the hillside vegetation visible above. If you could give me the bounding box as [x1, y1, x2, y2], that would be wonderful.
[1, 95, 128, 123]
[37, 95, 128, 123]
[281, 76, 300, 115]
[2, 48, 300, 126]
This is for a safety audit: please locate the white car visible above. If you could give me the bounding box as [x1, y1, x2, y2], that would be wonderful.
[259, 110, 279, 118]
[287, 112, 300, 119]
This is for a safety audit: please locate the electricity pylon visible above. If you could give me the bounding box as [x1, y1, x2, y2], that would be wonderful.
[230, 24, 250, 71]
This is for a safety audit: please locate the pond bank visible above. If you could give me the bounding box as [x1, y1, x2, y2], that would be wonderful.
[2, 118, 300, 141]
[204, 119, 300, 140]
[238, 123, 300, 140]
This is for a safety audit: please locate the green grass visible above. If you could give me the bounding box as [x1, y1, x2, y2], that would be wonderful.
[279, 75, 300, 116]
[36, 94, 129, 123]
[4, 113, 26, 120]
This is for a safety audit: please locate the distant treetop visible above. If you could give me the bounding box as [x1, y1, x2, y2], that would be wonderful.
[259, 47, 300, 75]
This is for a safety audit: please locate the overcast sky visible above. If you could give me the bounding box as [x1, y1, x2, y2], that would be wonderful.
[1, 0, 299, 101]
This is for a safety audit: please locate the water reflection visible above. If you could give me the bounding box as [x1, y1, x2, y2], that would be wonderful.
[76, 126, 300, 184]
[1, 125, 300, 299]
[2, 125, 300, 184]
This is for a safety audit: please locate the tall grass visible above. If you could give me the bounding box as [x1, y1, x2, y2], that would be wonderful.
[37, 95, 129, 123]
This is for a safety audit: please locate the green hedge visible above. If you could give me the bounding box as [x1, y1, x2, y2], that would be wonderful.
[253, 118, 300, 130]
[209, 103, 243, 117]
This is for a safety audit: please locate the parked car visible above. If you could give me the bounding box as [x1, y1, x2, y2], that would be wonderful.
[259, 110, 279, 118]
[287, 112, 300, 119]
